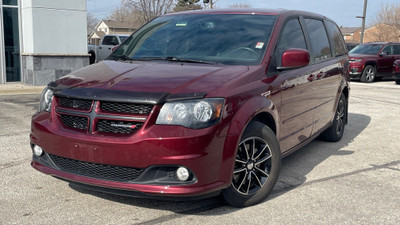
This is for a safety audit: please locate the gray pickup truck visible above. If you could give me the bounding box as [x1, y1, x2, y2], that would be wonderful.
[88, 34, 128, 64]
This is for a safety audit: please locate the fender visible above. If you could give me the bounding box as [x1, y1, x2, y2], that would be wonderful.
[218, 94, 280, 186]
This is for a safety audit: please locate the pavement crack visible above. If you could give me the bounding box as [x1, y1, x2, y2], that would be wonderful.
[135, 201, 223, 225]
[0, 159, 30, 170]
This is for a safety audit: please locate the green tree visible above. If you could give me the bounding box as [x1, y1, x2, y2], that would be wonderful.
[173, 0, 202, 12]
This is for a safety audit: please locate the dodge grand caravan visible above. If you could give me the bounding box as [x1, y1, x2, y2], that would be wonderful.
[30, 9, 350, 207]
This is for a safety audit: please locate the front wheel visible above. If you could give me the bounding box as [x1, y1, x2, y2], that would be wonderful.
[222, 121, 281, 207]
[395, 80, 400, 85]
[361, 65, 376, 83]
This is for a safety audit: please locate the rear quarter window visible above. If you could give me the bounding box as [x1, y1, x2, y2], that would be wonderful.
[304, 19, 332, 62]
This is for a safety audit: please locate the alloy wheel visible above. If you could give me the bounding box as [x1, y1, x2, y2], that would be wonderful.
[232, 137, 272, 195]
[335, 98, 345, 135]
[365, 68, 375, 82]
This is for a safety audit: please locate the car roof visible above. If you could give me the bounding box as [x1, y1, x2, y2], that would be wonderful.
[364, 42, 400, 45]
[166, 8, 330, 20]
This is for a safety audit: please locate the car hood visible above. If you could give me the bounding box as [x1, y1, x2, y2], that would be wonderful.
[52, 60, 249, 104]
[349, 53, 377, 59]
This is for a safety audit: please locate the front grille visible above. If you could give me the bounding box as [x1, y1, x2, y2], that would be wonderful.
[60, 115, 88, 130]
[97, 119, 142, 134]
[49, 154, 144, 182]
[58, 97, 92, 110]
[100, 102, 153, 115]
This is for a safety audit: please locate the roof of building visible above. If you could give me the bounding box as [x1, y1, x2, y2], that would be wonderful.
[101, 20, 141, 29]
[340, 27, 361, 34]
[89, 31, 105, 39]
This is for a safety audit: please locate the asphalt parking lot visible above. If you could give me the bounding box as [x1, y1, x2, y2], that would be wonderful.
[1, 81, 399, 225]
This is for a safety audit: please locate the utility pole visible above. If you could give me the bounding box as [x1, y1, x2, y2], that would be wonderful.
[203, 0, 215, 9]
[356, 0, 368, 43]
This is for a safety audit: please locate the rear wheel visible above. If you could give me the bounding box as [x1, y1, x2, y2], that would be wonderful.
[321, 93, 347, 142]
[361, 65, 376, 83]
[222, 121, 281, 207]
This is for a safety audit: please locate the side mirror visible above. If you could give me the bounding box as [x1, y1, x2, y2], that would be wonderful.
[379, 51, 388, 56]
[278, 48, 310, 70]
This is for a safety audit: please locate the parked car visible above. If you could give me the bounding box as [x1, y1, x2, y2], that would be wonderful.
[393, 59, 400, 84]
[346, 42, 358, 52]
[88, 34, 128, 64]
[31, 9, 349, 207]
[349, 42, 400, 82]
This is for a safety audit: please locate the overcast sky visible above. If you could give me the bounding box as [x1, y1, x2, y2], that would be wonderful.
[87, 0, 399, 27]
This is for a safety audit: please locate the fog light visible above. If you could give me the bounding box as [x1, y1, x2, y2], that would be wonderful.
[33, 145, 43, 156]
[176, 167, 189, 181]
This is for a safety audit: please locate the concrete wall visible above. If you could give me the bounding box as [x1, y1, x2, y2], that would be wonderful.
[20, 0, 89, 86]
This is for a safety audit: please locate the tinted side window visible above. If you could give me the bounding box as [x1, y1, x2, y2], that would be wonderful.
[275, 19, 307, 66]
[304, 19, 331, 62]
[102, 36, 119, 45]
[325, 21, 347, 56]
[393, 45, 400, 55]
[382, 45, 393, 55]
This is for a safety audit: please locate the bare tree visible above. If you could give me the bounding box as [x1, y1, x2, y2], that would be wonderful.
[107, 0, 143, 23]
[375, 3, 400, 30]
[229, 3, 251, 8]
[87, 12, 99, 34]
[367, 3, 400, 42]
[174, 0, 202, 12]
[128, 0, 175, 22]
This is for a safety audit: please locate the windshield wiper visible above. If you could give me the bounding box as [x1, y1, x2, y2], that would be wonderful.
[131, 56, 217, 64]
[114, 54, 132, 61]
[164, 56, 217, 64]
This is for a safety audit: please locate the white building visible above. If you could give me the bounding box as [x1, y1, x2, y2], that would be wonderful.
[0, 0, 89, 85]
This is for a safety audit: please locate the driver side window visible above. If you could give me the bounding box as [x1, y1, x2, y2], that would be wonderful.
[275, 19, 307, 67]
[382, 45, 393, 55]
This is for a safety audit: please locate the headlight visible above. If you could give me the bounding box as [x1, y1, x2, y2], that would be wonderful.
[351, 58, 362, 63]
[39, 87, 54, 112]
[156, 98, 224, 129]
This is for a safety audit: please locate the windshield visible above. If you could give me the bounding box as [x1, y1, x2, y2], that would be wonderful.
[108, 14, 277, 65]
[119, 36, 128, 43]
[349, 44, 383, 55]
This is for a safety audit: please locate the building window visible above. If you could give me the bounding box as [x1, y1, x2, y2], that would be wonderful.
[3, 0, 18, 6]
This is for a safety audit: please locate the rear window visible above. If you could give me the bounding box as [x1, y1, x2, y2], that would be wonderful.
[304, 19, 332, 62]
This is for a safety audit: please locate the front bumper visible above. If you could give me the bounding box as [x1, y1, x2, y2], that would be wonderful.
[30, 111, 231, 197]
[349, 66, 362, 78]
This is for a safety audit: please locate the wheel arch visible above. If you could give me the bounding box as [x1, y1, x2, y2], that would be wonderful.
[218, 95, 279, 186]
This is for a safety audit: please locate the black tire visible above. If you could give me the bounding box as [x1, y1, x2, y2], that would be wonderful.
[395, 80, 400, 85]
[360, 65, 376, 83]
[320, 93, 347, 142]
[89, 51, 96, 64]
[222, 121, 281, 207]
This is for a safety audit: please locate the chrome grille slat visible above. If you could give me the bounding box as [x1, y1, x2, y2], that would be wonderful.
[56, 97, 151, 136]
[100, 102, 153, 115]
[58, 97, 92, 110]
[59, 115, 88, 130]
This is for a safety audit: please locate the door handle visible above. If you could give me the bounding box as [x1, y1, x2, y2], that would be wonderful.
[99, 47, 102, 49]
[307, 74, 315, 82]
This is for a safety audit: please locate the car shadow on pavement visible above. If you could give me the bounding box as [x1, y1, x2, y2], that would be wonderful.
[69, 112, 370, 223]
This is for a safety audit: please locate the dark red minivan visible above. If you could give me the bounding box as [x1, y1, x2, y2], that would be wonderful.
[30, 9, 349, 207]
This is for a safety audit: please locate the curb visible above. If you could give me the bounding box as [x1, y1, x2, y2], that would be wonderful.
[0, 84, 45, 96]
